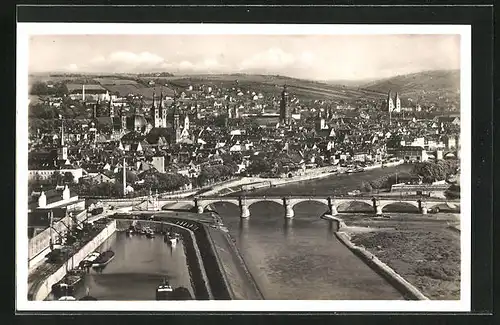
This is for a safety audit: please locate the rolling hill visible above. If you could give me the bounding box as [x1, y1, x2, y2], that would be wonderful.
[160, 74, 386, 102]
[29, 70, 460, 107]
[360, 70, 460, 97]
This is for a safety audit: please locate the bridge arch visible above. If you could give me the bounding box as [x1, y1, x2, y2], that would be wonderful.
[197, 198, 240, 212]
[289, 198, 329, 210]
[290, 199, 330, 218]
[247, 198, 283, 209]
[426, 202, 460, 213]
[381, 201, 420, 213]
[335, 200, 374, 212]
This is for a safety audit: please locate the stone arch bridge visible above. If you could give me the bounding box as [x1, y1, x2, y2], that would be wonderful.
[149, 195, 460, 219]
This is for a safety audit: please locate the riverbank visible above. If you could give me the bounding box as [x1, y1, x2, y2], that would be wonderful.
[335, 231, 428, 300]
[205, 225, 264, 300]
[341, 214, 460, 300]
[200, 161, 405, 198]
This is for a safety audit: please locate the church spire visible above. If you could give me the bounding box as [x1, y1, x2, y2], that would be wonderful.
[60, 116, 64, 146]
[93, 99, 98, 119]
[160, 86, 164, 108]
[109, 97, 114, 117]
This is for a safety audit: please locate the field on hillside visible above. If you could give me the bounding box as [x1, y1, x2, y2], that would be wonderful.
[95, 78, 140, 85]
[28, 71, 459, 105]
[162, 74, 385, 101]
[102, 83, 176, 99]
[361, 70, 460, 95]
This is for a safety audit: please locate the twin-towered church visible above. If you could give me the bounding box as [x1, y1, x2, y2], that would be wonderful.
[89, 89, 191, 145]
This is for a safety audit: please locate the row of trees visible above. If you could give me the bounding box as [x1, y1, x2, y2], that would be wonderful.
[245, 152, 304, 177]
[72, 180, 123, 197]
[445, 184, 460, 199]
[71, 170, 191, 197]
[360, 172, 416, 193]
[138, 171, 190, 193]
[29, 98, 93, 120]
[412, 160, 459, 183]
[30, 81, 68, 96]
[196, 163, 238, 186]
[359, 160, 460, 193]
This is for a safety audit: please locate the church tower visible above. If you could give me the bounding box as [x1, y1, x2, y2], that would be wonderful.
[160, 89, 167, 128]
[280, 85, 290, 125]
[173, 107, 181, 144]
[394, 92, 401, 113]
[57, 118, 68, 161]
[184, 114, 190, 131]
[109, 97, 114, 117]
[93, 99, 98, 119]
[152, 90, 161, 128]
[387, 90, 394, 112]
[121, 106, 127, 131]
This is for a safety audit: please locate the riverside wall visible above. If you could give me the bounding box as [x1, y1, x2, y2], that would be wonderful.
[230, 161, 405, 194]
[206, 226, 264, 300]
[335, 231, 429, 301]
[29, 220, 117, 301]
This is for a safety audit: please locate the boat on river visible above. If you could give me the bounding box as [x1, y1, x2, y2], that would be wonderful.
[156, 279, 174, 300]
[145, 227, 155, 238]
[92, 250, 115, 268]
[80, 252, 100, 268]
[128, 220, 138, 234]
[58, 296, 77, 301]
[165, 232, 180, 246]
[52, 274, 83, 298]
[79, 288, 98, 300]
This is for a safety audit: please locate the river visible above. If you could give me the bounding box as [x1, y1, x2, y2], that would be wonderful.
[49, 231, 194, 300]
[214, 165, 414, 300]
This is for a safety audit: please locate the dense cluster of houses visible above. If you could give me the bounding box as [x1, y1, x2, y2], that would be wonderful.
[28, 82, 461, 197]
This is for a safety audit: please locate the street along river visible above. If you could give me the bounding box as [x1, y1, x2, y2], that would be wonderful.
[214, 165, 415, 300]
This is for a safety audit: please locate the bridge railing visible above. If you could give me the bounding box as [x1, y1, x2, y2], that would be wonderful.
[194, 195, 458, 202]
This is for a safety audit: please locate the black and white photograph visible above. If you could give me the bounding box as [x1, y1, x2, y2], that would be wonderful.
[16, 23, 471, 312]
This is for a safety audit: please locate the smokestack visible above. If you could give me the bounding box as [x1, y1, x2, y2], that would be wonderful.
[82, 84, 85, 102]
[123, 157, 126, 197]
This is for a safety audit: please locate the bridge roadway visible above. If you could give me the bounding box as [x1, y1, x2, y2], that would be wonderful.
[128, 195, 460, 219]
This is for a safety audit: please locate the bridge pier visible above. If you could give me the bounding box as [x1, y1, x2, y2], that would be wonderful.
[240, 205, 250, 219]
[197, 205, 204, 214]
[418, 200, 428, 214]
[283, 197, 294, 219]
[375, 205, 383, 215]
[239, 197, 250, 219]
[327, 197, 338, 215]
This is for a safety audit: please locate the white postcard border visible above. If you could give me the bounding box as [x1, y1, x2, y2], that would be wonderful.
[16, 23, 471, 312]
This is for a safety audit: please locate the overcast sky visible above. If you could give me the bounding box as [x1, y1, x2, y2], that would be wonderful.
[29, 34, 460, 81]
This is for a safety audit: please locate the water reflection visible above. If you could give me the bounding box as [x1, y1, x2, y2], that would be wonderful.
[219, 205, 405, 300]
[283, 218, 294, 239]
[238, 218, 249, 247]
[65, 231, 194, 300]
